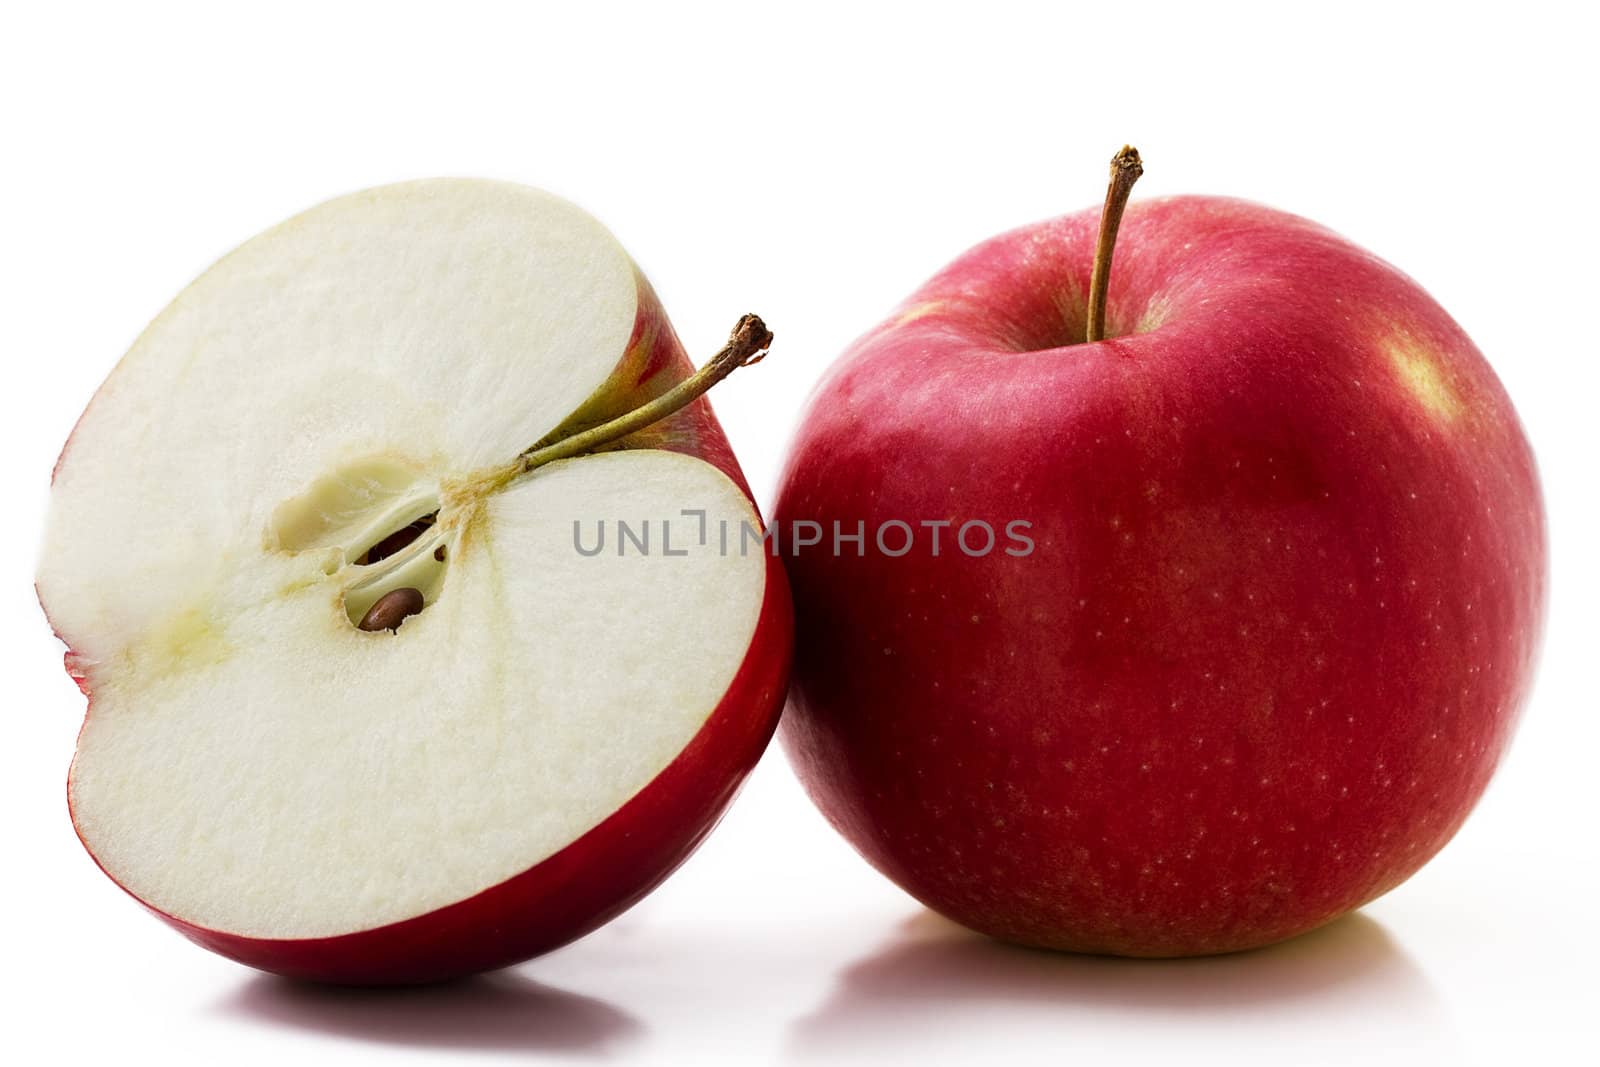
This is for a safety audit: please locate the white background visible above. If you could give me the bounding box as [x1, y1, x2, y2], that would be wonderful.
[3, 3, 1596, 1064]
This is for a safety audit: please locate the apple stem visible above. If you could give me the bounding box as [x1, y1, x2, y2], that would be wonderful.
[509, 314, 774, 478]
[1085, 145, 1143, 344]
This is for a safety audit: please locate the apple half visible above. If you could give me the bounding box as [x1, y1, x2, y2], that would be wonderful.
[39, 181, 791, 984]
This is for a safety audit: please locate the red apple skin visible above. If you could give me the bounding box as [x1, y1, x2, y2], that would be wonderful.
[48, 281, 792, 985]
[775, 196, 1544, 957]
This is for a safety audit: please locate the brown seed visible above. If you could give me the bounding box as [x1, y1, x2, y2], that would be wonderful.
[433, 545, 446, 561]
[357, 512, 438, 565]
[358, 587, 425, 632]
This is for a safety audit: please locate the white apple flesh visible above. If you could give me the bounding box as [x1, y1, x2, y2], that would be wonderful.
[39, 181, 791, 983]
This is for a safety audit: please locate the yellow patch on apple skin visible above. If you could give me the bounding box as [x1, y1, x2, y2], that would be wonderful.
[1052, 282, 1088, 334]
[1387, 335, 1462, 421]
[1137, 293, 1173, 335]
[894, 301, 945, 326]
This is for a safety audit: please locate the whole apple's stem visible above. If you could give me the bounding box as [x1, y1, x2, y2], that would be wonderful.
[1085, 146, 1143, 344]
[510, 314, 773, 479]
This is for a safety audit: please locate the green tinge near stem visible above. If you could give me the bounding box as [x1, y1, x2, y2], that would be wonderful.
[511, 313, 773, 480]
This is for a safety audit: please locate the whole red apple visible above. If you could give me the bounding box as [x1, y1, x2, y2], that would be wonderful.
[775, 153, 1544, 956]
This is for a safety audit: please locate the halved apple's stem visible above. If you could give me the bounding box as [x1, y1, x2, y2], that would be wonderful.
[1085, 145, 1143, 344]
[309, 315, 773, 633]
[502, 313, 773, 484]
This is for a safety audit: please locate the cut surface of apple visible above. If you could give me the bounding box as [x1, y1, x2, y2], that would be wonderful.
[39, 181, 790, 981]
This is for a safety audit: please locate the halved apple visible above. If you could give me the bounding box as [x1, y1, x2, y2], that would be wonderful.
[38, 180, 791, 984]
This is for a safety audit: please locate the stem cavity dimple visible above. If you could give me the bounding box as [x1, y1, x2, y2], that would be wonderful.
[1086, 146, 1144, 344]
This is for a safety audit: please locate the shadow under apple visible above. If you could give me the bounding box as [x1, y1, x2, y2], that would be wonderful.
[216, 969, 645, 1055]
[788, 909, 1449, 1060]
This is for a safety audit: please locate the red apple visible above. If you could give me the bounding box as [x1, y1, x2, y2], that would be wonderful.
[40, 181, 790, 983]
[775, 153, 1544, 956]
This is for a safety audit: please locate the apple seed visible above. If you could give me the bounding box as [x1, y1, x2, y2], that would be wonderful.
[358, 587, 425, 632]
